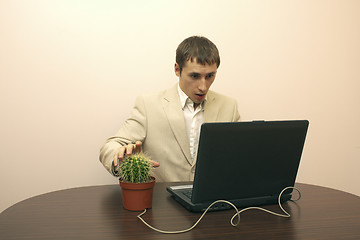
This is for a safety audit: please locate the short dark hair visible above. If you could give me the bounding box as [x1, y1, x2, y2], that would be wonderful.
[176, 36, 220, 73]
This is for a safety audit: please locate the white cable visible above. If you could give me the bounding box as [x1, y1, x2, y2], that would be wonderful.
[136, 186, 301, 234]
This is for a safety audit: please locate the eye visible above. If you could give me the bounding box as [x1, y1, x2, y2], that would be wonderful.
[206, 73, 215, 79]
[189, 73, 200, 79]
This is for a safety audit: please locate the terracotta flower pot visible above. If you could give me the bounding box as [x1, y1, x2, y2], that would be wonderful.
[119, 176, 156, 211]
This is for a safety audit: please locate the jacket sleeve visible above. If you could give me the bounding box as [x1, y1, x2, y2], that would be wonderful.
[99, 95, 147, 176]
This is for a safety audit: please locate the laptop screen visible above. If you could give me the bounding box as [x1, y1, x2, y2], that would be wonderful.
[191, 120, 309, 203]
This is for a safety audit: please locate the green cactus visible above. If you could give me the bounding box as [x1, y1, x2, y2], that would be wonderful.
[120, 153, 152, 183]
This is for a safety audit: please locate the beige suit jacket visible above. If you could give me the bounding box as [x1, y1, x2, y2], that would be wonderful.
[100, 84, 240, 182]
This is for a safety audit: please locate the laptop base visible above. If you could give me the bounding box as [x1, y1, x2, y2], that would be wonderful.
[166, 185, 292, 212]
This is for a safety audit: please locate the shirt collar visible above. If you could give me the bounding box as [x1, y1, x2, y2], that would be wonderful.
[177, 84, 207, 110]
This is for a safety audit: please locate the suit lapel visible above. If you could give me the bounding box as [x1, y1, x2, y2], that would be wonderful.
[162, 85, 192, 165]
[204, 91, 219, 122]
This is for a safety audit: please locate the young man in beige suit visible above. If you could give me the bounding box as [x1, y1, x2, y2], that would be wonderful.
[100, 36, 240, 182]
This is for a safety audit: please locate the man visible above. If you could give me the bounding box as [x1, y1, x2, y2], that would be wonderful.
[100, 36, 240, 182]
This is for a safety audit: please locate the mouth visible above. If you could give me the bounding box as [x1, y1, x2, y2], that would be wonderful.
[195, 93, 205, 101]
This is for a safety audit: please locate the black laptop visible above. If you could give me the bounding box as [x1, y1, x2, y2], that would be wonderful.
[166, 120, 309, 212]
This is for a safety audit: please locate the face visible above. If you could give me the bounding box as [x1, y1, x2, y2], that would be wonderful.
[175, 60, 217, 104]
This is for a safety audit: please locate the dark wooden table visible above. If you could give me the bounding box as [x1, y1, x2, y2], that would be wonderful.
[1, 182, 360, 239]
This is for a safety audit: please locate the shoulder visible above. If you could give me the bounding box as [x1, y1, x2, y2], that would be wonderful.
[206, 90, 240, 121]
[136, 84, 177, 104]
[207, 90, 237, 105]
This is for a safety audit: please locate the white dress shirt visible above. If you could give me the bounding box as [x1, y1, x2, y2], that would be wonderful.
[177, 84, 206, 162]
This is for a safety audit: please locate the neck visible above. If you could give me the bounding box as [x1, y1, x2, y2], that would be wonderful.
[194, 103, 200, 110]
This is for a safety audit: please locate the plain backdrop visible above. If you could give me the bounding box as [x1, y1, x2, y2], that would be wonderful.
[1, 0, 359, 213]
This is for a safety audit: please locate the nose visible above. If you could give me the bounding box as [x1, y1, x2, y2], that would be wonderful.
[198, 78, 207, 92]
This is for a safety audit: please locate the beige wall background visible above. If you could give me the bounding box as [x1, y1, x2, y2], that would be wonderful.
[1, 0, 359, 213]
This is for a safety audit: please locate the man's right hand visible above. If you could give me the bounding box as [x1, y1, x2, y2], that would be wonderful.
[113, 141, 160, 168]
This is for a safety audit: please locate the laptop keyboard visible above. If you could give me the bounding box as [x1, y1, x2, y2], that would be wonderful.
[182, 189, 193, 199]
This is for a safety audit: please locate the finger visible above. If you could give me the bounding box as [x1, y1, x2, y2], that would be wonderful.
[134, 141, 142, 153]
[126, 144, 135, 155]
[114, 147, 126, 163]
[113, 158, 118, 167]
[150, 160, 160, 168]
[113, 147, 125, 167]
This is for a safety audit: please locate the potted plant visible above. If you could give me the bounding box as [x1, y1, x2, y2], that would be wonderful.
[118, 153, 156, 211]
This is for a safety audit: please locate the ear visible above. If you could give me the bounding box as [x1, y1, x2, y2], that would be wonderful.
[174, 63, 181, 77]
